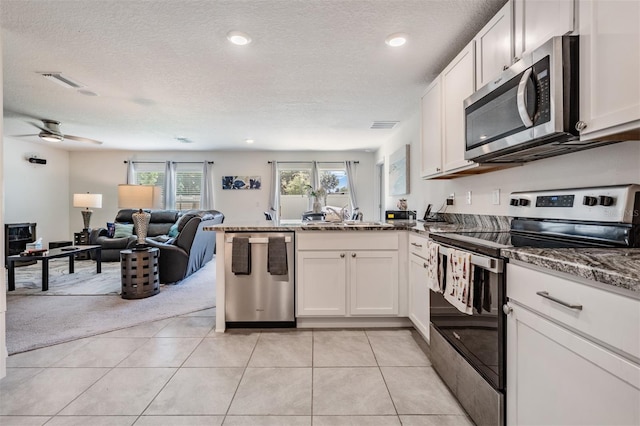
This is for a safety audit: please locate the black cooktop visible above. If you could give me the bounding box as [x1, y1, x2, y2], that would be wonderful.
[429, 226, 629, 258]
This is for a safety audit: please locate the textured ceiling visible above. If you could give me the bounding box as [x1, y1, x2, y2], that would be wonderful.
[2, 0, 505, 152]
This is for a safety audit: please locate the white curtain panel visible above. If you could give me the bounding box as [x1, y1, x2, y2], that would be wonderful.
[201, 161, 214, 210]
[163, 161, 177, 210]
[268, 161, 279, 220]
[126, 160, 136, 184]
[345, 160, 358, 214]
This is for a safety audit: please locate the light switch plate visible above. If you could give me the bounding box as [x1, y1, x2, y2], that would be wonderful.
[492, 189, 500, 205]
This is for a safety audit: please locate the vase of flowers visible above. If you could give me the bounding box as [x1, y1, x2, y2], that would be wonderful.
[305, 185, 327, 213]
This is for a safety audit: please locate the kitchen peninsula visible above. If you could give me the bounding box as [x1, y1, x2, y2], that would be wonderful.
[207, 219, 435, 332]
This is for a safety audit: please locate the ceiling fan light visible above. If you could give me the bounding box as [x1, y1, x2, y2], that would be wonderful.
[227, 31, 252, 46]
[385, 33, 408, 47]
[39, 132, 63, 142]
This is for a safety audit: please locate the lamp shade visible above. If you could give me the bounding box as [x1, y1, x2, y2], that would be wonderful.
[73, 193, 103, 209]
[117, 184, 162, 209]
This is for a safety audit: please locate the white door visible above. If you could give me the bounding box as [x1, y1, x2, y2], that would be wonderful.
[297, 251, 346, 316]
[442, 41, 476, 172]
[376, 161, 385, 221]
[578, 0, 640, 139]
[349, 250, 399, 316]
[514, 0, 574, 58]
[409, 254, 430, 341]
[475, 1, 513, 88]
[507, 303, 640, 425]
[420, 76, 443, 178]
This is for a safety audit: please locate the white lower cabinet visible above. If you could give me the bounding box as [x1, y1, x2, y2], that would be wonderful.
[506, 263, 640, 425]
[296, 232, 400, 318]
[297, 251, 347, 316]
[408, 253, 430, 341]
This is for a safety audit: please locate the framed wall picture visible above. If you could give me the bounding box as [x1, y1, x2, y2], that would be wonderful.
[222, 176, 262, 190]
[389, 145, 410, 195]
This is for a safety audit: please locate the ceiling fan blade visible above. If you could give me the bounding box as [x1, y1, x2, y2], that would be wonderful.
[11, 134, 39, 138]
[27, 121, 48, 132]
[64, 134, 104, 145]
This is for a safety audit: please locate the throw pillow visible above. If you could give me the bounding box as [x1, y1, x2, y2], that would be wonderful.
[113, 223, 134, 238]
[168, 222, 179, 238]
[106, 222, 116, 238]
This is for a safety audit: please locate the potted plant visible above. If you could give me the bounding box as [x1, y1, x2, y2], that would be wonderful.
[304, 185, 327, 213]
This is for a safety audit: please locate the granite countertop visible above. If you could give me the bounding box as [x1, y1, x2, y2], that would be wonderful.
[502, 247, 640, 293]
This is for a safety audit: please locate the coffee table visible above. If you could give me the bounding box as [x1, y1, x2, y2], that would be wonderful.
[7, 245, 102, 291]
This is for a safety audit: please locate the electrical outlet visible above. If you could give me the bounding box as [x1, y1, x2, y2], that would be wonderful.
[492, 189, 501, 205]
[446, 193, 455, 206]
[466, 191, 472, 205]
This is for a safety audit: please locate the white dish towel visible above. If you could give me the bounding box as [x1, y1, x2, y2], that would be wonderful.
[426, 240, 442, 292]
[444, 249, 474, 315]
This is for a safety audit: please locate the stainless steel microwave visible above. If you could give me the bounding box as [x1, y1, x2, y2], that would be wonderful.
[463, 36, 597, 163]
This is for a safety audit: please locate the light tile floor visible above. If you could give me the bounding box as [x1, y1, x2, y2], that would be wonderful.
[0, 308, 474, 425]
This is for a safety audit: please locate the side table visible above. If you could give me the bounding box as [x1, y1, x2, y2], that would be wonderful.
[74, 230, 91, 260]
[120, 247, 160, 299]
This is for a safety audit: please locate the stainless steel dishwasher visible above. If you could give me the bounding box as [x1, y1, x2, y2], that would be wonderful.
[224, 232, 295, 327]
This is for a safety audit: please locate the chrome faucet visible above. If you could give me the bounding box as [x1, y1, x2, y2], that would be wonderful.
[325, 205, 349, 222]
[351, 207, 363, 221]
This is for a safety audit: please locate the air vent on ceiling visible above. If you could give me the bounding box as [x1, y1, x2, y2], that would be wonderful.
[371, 121, 399, 129]
[38, 72, 85, 89]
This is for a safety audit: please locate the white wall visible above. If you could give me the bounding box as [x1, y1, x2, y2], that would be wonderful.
[69, 150, 376, 229]
[3, 138, 70, 247]
[1, 27, 6, 379]
[376, 110, 640, 218]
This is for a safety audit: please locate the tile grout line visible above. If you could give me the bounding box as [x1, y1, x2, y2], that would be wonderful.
[131, 324, 210, 423]
[222, 330, 262, 423]
[364, 329, 402, 420]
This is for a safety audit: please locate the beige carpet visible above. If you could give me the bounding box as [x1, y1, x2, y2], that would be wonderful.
[6, 258, 217, 354]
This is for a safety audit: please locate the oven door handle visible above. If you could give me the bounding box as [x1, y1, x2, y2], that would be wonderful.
[516, 68, 534, 128]
[438, 245, 503, 274]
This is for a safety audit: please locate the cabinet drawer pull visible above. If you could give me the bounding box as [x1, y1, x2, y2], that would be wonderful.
[411, 242, 423, 248]
[536, 291, 583, 311]
[423, 262, 428, 269]
[351, 253, 356, 258]
[340, 253, 345, 258]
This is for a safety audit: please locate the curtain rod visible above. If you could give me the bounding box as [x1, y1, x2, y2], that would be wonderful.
[124, 161, 214, 164]
[267, 161, 359, 164]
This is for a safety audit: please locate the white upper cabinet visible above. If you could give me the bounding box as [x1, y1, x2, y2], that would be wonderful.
[514, 0, 575, 59]
[475, 1, 514, 89]
[442, 41, 476, 172]
[420, 77, 443, 178]
[578, 0, 640, 140]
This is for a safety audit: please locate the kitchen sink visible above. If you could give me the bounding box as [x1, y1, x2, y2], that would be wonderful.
[302, 221, 393, 228]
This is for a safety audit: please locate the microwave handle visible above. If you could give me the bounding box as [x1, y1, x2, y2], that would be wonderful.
[516, 68, 534, 128]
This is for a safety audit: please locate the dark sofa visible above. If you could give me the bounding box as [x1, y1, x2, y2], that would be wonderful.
[145, 210, 224, 283]
[90, 209, 224, 283]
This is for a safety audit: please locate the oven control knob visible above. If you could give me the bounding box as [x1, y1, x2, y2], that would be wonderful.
[583, 196, 598, 206]
[598, 195, 614, 206]
[509, 198, 519, 206]
[518, 198, 529, 207]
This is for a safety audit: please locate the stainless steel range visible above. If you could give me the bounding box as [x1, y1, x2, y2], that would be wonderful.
[428, 184, 640, 426]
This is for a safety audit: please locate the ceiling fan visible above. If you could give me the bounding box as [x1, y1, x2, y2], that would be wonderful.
[25, 119, 104, 145]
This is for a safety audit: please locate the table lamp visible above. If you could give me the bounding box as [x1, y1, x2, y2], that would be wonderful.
[117, 184, 162, 247]
[73, 192, 103, 230]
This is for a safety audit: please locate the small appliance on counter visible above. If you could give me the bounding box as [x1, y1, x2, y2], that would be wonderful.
[385, 210, 416, 220]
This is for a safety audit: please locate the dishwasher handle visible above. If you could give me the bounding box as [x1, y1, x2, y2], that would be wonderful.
[225, 236, 292, 244]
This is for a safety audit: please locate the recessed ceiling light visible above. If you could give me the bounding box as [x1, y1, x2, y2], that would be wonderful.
[245, 139, 255, 144]
[385, 33, 407, 47]
[227, 31, 252, 46]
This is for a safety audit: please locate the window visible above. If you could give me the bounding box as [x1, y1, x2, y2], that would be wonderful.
[133, 162, 203, 210]
[176, 166, 202, 210]
[278, 162, 349, 221]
